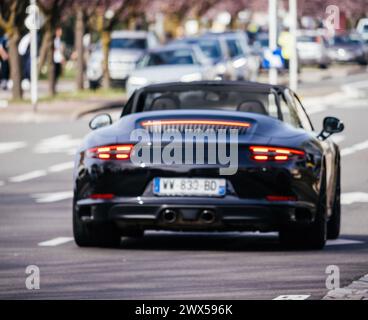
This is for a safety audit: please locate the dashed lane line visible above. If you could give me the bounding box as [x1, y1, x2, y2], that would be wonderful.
[38, 237, 74, 247]
[9, 170, 48, 183]
[273, 295, 310, 300]
[341, 192, 368, 205]
[341, 140, 368, 157]
[326, 239, 365, 246]
[31, 191, 73, 204]
[7, 162, 74, 185]
[0, 181, 4, 187]
[0, 141, 27, 154]
[48, 161, 74, 173]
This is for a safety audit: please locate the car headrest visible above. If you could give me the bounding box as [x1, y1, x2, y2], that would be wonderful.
[150, 95, 180, 110]
[237, 100, 268, 115]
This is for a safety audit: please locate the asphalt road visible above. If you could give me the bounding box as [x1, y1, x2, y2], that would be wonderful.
[0, 75, 368, 300]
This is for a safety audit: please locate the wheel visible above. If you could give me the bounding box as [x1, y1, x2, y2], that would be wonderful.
[327, 164, 341, 240]
[280, 174, 327, 250]
[73, 202, 121, 248]
[121, 228, 144, 238]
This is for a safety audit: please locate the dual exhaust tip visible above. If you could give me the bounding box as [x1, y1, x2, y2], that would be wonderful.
[162, 209, 216, 224]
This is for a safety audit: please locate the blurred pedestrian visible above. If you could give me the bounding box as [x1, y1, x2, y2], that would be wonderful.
[18, 33, 31, 91]
[53, 27, 65, 85]
[278, 29, 292, 70]
[0, 35, 10, 90]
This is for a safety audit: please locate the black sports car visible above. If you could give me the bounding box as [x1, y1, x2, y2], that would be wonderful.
[73, 81, 344, 250]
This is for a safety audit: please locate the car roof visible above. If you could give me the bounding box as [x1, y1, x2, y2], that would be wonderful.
[146, 43, 196, 53]
[111, 30, 149, 39]
[137, 81, 287, 94]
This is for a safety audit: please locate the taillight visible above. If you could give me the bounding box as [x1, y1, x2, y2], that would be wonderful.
[87, 145, 134, 160]
[250, 146, 305, 162]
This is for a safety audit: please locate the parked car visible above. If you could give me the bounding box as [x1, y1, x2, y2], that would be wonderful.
[214, 31, 261, 81]
[86, 30, 159, 89]
[327, 32, 368, 65]
[356, 18, 368, 42]
[173, 32, 260, 81]
[74, 81, 344, 250]
[126, 44, 216, 97]
[297, 30, 330, 68]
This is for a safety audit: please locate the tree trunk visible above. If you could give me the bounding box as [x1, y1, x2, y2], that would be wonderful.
[8, 30, 23, 100]
[75, 8, 85, 90]
[47, 25, 56, 96]
[101, 31, 111, 89]
[38, 29, 51, 75]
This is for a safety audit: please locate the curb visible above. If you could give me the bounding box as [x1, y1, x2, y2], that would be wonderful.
[323, 274, 368, 300]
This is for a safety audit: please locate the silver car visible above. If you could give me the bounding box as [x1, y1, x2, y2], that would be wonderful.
[126, 44, 217, 97]
[87, 30, 159, 89]
[327, 32, 368, 65]
[297, 30, 330, 68]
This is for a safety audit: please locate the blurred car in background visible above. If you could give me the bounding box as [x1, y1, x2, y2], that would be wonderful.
[297, 30, 330, 69]
[172, 32, 259, 81]
[126, 44, 217, 97]
[214, 31, 261, 81]
[357, 18, 368, 42]
[327, 32, 368, 65]
[87, 30, 159, 89]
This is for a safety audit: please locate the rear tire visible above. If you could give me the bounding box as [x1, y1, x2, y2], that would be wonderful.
[280, 175, 327, 250]
[327, 164, 341, 240]
[73, 203, 121, 248]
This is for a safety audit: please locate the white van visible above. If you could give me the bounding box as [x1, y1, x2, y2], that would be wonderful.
[357, 18, 368, 41]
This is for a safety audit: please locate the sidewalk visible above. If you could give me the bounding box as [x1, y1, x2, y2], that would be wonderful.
[0, 79, 125, 123]
[323, 274, 368, 300]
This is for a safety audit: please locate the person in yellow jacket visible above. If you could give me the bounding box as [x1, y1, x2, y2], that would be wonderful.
[278, 30, 292, 69]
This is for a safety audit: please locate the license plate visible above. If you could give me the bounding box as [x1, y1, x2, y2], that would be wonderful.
[154, 178, 226, 197]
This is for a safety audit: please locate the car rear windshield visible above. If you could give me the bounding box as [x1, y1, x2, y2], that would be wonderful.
[110, 38, 147, 50]
[329, 35, 362, 45]
[138, 49, 196, 67]
[193, 39, 222, 60]
[136, 89, 280, 119]
[297, 36, 318, 43]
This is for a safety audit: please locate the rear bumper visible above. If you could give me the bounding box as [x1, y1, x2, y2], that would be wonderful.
[76, 197, 317, 232]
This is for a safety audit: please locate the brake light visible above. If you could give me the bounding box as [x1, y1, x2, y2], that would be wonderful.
[87, 145, 134, 160]
[141, 119, 251, 128]
[250, 146, 305, 162]
[90, 194, 115, 200]
[266, 195, 297, 202]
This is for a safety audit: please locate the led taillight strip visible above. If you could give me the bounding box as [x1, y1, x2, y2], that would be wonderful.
[141, 119, 251, 128]
[87, 145, 134, 160]
[250, 146, 305, 162]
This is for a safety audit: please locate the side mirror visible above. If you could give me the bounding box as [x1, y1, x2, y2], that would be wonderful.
[89, 114, 112, 130]
[319, 116, 344, 140]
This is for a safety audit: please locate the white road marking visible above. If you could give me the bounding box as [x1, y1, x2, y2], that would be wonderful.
[326, 238, 365, 246]
[33, 135, 81, 155]
[38, 237, 74, 247]
[8, 162, 74, 184]
[0, 141, 27, 154]
[31, 191, 73, 203]
[48, 162, 74, 173]
[341, 192, 368, 205]
[341, 140, 368, 157]
[9, 170, 47, 183]
[331, 135, 345, 144]
[273, 295, 310, 300]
